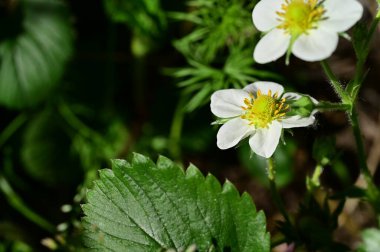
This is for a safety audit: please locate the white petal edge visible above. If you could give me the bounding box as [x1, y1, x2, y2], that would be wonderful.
[217, 118, 253, 150]
[252, 0, 283, 32]
[248, 121, 282, 158]
[283, 92, 302, 101]
[211, 89, 250, 118]
[281, 115, 316, 129]
[244, 81, 284, 96]
[283, 92, 318, 104]
[254, 29, 291, 64]
[322, 0, 363, 33]
[292, 28, 339, 62]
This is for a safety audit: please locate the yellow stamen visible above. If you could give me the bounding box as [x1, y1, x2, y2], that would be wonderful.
[276, 0, 325, 37]
[240, 89, 289, 128]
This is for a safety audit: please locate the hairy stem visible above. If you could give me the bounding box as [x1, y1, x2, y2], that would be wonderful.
[316, 101, 351, 112]
[349, 109, 379, 207]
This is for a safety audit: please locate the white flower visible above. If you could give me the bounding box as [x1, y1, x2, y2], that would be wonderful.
[210, 82, 317, 158]
[252, 0, 363, 64]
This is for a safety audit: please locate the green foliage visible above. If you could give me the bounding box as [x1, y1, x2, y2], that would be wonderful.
[171, 0, 252, 63]
[238, 138, 296, 188]
[103, 0, 167, 56]
[169, 0, 280, 112]
[358, 221, 380, 252]
[279, 196, 348, 252]
[21, 110, 82, 186]
[313, 136, 336, 166]
[352, 22, 369, 61]
[82, 153, 270, 251]
[0, 240, 32, 252]
[0, 0, 74, 109]
[104, 0, 166, 38]
[171, 46, 279, 112]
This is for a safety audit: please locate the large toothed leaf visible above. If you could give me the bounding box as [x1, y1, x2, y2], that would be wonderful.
[82, 153, 270, 251]
[0, 0, 73, 109]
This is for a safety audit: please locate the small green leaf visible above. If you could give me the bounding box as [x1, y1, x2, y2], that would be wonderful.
[358, 225, 380, 252]
[82, 153, 270, 251]
[0, 0, 74, 109]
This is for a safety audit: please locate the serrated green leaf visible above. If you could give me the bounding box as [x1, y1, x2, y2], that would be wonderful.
[0, 0, 73, 109]
[82, 153, 270, 251]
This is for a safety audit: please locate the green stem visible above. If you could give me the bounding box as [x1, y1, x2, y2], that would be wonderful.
[366, 16, 380, 48]
[0, 175, 55, 233]
[267, 158, 292, 224]
[169, 96, 186, 159]
[349, 109, 379, 206]
[306, 164, 324, 193]
[315, 101, 351, 112]
[0, 113, 28, 149]
[320, 61, 348, 102]
[348, 16, 380, 99]
[58, 102, 99, 140]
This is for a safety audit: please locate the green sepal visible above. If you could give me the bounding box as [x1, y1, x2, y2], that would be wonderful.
[287, 95, 316, 117]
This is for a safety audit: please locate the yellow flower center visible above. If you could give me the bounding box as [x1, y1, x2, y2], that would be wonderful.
[277, 0, 325, 37]
[241, 89, 289, 128]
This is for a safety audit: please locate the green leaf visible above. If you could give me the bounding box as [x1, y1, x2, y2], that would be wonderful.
[82, 153, 270, 251]
[0, 0, 73, 109]
[20, 110, 82, 186]
[172, 0, 253, 63]
[104, 0, 166, 38]
[358, 224, 380, 252]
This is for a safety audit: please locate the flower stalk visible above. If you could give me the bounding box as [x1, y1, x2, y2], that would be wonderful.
[320, 12, 380, 212]
[350, 109, 380, 208]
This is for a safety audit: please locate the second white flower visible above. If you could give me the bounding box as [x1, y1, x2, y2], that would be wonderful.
[211, 82, 317, 158]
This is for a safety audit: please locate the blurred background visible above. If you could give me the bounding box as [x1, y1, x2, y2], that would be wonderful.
[0, 0, 380, 251]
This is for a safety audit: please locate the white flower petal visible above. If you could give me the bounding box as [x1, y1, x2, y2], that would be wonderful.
[292, 28, 338, 62]
[283, 92, 302, 101]
[254, 29, 291, 64]
[322, 0, 363, 33]
[252, 0, 283, 32]
[283, 92, 318, 104]
[282, 115, 315, 129]
[244, 82, 284, 96]
[248, 121, 282, 158]
[211, 89, 250, 118]
[217, 118, 253, 150]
